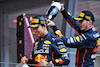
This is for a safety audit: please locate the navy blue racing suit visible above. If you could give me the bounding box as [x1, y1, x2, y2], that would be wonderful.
[51, 9, 100, 67]
[28, 32, 70, 66]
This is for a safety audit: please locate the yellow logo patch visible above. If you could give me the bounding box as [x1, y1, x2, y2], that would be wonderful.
[67, 12, 72, 15]
[97, 38, 100, 46]
[55, 58, 63, 63]
[60, 48, 67, 52]
[75, 36, 80, 42]
[32, 18, 39, 23]
[44, 40, 51, 44]
[34, 54, 48, 62]
[55, 30, 63, 38]
[79, 12, 85, 17]
[85, 16, 91, 20]
[40, 21, 45, 24]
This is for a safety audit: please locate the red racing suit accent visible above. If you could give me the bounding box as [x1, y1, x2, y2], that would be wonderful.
[51, 9, 100, 67]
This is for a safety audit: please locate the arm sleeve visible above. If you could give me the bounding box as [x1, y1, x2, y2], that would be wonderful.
[61, 9, 81, 34]
[51, 39, 70, 66]
[51, 26, 97, 48]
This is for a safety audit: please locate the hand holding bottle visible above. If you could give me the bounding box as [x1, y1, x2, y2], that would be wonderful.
[47, 19, 55, 27]
[46, 1, 61, 20]
[60, 3, 64, 12]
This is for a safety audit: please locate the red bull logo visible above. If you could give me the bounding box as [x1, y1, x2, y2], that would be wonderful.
[32, 18, 39, 23]
[34, 54, 48, 62]
[79, 12, 85, 17]
[97, 38, 100, 46]
[55, 58, 64, 64]
[55, 30, 63, 38]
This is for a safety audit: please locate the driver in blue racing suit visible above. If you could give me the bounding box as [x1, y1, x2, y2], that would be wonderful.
[47, 6, 100, 67]
[21, 15, 70, 67]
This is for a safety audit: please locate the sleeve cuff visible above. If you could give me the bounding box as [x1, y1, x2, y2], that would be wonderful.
[48, 62, 54, 67]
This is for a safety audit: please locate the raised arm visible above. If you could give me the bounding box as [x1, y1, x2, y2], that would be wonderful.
[60, 4, 81, 34]
[47, 20, 99, 48]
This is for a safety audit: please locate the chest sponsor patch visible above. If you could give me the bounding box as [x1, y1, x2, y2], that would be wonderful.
[44, 40, 51, 44]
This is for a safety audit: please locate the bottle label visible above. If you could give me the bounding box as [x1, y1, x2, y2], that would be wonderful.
[51, 2, 61, 10]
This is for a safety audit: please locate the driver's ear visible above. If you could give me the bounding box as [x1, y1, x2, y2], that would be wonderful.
[89, 20, 92, 25]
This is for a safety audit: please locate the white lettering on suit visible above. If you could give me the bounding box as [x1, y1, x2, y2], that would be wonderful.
[34, 44, 49, 54]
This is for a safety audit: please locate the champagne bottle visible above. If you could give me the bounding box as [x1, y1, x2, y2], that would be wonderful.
[46, 1, 61, 20]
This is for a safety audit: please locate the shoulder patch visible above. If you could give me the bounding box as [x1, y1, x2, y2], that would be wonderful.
[55, 30, 63, 38]
[44, 40, 51, 44]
